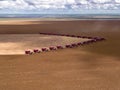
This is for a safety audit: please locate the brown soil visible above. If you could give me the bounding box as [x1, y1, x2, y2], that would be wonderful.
[0, 19, 120, 90]
[0, 34, 89, 55]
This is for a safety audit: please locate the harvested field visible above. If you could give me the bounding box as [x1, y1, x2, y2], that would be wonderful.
[0, 34, 90, 55]
[0, 19, 120, 90]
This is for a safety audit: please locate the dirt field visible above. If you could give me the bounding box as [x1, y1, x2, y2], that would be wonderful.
[0, 19, 120, 90]
[0, 34, 89, 55]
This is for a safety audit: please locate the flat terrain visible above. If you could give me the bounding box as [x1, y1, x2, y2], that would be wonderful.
[0, 34, 89, 55]
[0, 19, 120, 90]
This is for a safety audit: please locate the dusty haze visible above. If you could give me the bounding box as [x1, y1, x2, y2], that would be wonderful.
[0, 34, 89, 55]
[0, 19, 120, 90]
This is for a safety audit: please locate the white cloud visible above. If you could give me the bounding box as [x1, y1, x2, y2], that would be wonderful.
[115, 0, 120, 3]
[0, 0, 120, 12]
[92, 0, 112, 3]
[0, 0, 29, 10]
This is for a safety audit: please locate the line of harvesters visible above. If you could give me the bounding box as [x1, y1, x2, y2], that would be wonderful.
[25, 33, 106, 55]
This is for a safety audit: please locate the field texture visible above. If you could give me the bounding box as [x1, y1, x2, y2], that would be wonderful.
[0, 19, 120, 90]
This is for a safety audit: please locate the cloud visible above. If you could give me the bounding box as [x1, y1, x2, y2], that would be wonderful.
[92, 0, 112, 3]
[0, 0, 120, 13]
[115, 0, 120, 3]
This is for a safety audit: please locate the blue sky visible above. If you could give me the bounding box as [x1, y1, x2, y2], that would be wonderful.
[0, 0, 120, 14]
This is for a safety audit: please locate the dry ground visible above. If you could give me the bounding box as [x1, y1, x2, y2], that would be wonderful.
[0, 34, 89, 55]
[0, 19, 120, 90]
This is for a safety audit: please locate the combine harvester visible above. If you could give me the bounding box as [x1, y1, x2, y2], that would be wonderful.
[25, 33, 106, 55]
[25, 50, 33, 55]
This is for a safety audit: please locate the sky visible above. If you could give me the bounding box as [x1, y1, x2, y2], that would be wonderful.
[0, 0, 120, 14]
